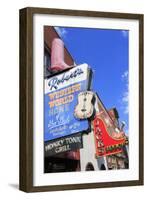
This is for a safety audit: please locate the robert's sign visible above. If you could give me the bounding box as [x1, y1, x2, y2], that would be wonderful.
[48, 67, 84, 91]
[44, 133, 83, 156]
[44, 64, 92, 141]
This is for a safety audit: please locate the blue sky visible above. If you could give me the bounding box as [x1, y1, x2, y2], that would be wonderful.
[54, 26, 129, 134]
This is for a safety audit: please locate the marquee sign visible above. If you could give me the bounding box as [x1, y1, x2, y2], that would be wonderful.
[93, 114, 127, 157]
[44, 64, 92, 141]
[44, 133, 83, 156]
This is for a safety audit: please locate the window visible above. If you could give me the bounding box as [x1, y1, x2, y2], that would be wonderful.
[85, 163, 95, 171]
[100, 164, 106, 170]
[44, 48, 51, 78]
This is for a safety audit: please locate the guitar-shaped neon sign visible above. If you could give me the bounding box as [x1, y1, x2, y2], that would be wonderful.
[74, 91, 95, 120]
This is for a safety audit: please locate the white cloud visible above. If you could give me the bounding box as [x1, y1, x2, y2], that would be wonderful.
[122, 91, 129, 114]
[121, 70, 128, 79]
[54, 27, 68, 38]
[121, 70, 129, 114]
[121, 30, 128, 38]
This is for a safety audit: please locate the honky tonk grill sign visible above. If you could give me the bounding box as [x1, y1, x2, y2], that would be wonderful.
[93, 115, 127, 157]
[44, 133, 83, 156]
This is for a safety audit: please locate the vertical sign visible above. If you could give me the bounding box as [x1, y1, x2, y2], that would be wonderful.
[93, 115, 127, 157]
[44, 64, 91, 141]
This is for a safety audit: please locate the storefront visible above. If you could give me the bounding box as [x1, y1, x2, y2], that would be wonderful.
[44, 26, 82, 173]
[44, 26, 129, 173]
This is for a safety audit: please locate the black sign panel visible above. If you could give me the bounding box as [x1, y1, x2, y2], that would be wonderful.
[44, 133, 83, 157]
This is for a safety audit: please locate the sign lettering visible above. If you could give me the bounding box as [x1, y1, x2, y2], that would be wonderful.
[44, 64, 91, 141]
[44, 133, 83, 156]
[93, 115, 127, 157]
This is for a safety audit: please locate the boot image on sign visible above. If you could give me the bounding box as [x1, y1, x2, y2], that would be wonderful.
[50, 38, 73, 72]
